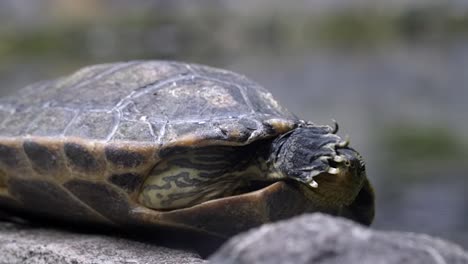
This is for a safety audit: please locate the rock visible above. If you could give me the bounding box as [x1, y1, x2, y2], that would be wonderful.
[210, 213, 468, 264]
[0, 221, 206, 264]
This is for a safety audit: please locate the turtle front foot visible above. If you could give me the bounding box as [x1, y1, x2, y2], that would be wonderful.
[271, 124, 356, 189]
[299, 136, 352, 188]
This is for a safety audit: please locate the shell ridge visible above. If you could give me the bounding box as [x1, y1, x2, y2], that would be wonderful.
[118, 75, 191, 103]
[44, 106, 78, 113]
[146, 121, 157, 141]
[156, 121, 169, 146]
[174, 114, 255, 124]
[61, 110, 81, 137]
[105, 110, 122, 142]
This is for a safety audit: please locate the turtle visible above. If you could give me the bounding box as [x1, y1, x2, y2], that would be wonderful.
[0, 60, 374, 241]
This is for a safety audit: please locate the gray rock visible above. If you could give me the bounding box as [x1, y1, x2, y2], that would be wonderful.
[210, 213, 468, 264]
[0, 221, 206, 264]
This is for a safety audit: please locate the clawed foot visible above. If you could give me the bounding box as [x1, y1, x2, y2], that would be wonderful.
[271, 121, 362, 189]
[299, 135, 352, 188]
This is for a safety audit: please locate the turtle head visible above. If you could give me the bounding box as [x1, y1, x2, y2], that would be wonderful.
[269, 123, 367, 207]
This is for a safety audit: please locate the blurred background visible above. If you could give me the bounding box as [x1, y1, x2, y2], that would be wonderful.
[1, 0, 467, 248]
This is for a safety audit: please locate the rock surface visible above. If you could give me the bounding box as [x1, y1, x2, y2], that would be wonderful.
[2, 214, 468, 264]
[0, 221, 206, 264]
[210, 214, 468, 264]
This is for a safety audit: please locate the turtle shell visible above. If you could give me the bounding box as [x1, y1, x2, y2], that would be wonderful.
[0, 61, 298, 144]
[0, 61, 327, 241]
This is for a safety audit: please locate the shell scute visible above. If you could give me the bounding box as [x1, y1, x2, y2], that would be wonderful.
[64, 179, 132, 225]
[64, 110, 118, 140]
[23, 140, 62, 175]
[64, 142, 102, 173]
[27, 108, 76, 137]
[111, 120, 158, 143]
[126, 77, 249, 123]
[0, 144, 21, 168]
[8, 178, 108, 224]
[0, 110, 37, 137]
[105, 146, 148, 169]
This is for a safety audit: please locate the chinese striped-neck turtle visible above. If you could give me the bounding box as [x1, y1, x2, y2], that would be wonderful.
[0, 61, 374, 239]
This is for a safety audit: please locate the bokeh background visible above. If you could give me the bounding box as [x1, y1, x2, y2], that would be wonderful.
[1, 0, 467, 248]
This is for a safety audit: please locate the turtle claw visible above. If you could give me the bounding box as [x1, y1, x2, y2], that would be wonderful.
[308, 180, 319, 188]
[333, 155, 346, 163]
[328, 167, 340, 175]
[333, 154, 352, 168]
[337, 135, 350, 148]
[331, 119, 339, 134]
